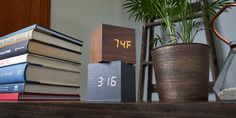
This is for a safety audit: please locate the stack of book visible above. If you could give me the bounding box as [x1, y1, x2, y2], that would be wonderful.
[0, 24, 83, 101]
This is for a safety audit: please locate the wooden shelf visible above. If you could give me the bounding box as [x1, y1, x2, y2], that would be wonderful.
[0, 102, 236, 118]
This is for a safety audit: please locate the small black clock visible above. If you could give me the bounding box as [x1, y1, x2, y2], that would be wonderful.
[87, 61, 135, 102]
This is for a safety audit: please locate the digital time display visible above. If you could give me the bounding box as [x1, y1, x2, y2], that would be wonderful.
[90, 76, 117, 87]
[87, 61, 135, 102]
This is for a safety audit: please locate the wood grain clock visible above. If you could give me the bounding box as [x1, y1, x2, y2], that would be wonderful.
[87, 61, 135, 102]
[91, 24, 135, 64]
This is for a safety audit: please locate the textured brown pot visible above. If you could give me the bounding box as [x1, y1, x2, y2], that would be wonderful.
[151, 43, 210, 102]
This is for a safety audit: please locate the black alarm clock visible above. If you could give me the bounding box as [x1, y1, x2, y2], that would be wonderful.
[87, 61, 135, 102]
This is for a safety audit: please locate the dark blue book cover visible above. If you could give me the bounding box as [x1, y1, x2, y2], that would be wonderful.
[0, 39, 82, 60]
[0, 40, 29, 60]
[0, 24, 83, 46]
[0, 83, 25, 93]
[0, 63, 27, 84]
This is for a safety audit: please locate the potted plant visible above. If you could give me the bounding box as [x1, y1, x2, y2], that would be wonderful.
[123, 0, 229, 102]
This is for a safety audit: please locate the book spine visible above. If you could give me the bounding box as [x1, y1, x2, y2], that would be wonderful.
[0, 30, 33, 48]
[0, 63, 27, 84]
[0, 83, 25, 93]
[0, 25, 36, 40]
[36, 25, 83, 46]
[0, 40, 29, 60]
[0, 54, 28, 67]
[0, 93, 20, 101]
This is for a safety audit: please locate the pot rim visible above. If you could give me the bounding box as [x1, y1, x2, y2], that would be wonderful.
[152, 43, 210, 52]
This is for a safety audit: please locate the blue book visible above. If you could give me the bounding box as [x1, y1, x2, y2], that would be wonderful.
[0, 40, 28, 60]
[0, 63, 27, 84]
[0, 63, 80, 87]
[0, 83, 79, 95]
[0, 83, 25, 93]
[0, 40, 81, 63]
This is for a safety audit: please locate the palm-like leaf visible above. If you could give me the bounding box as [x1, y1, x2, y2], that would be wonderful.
[123, 0, 231, 45]
[151, 34, 164, 48]
[123, 0, 158, 22]
[203, 0, 231, 17]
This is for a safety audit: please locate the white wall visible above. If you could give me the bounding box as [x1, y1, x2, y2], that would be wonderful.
[51, 0, 142, 100]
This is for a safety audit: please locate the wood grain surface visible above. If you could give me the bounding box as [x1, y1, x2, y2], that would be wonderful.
[0, 0, 51, 36]
[0, 102, 236, 118]
[91, 24, 135, 64]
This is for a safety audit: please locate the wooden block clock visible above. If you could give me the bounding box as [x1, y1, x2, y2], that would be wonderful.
[87, 61, 135, 102]
[91, 24, 135, 64]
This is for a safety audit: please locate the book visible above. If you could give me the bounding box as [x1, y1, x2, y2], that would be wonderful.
[0, 83, 79, 95]
[0, 40, 81, 63]
[0, 63, 80, 87]
[0, 53, 80, 72]
[0, 93, 80, 101]
[0, 24, 83, 53]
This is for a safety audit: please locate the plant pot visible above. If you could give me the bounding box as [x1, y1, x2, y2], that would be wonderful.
[151, 43, 210, 102]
